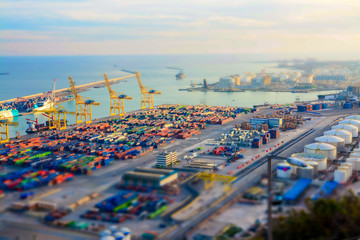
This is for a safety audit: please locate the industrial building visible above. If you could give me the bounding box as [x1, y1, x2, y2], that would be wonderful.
[156, 151, 177, 167]
[314, 75, 346, 81]
[219, 77, 236, 90]
[120, 167, 178, 188]
[299, 74, 314, 84]
[251, 75, 271, 88]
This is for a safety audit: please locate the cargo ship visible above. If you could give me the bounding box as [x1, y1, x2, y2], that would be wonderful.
[176, 71, 186, 80]
[35, 98, 54, 111]
[0, 109, 19, 119]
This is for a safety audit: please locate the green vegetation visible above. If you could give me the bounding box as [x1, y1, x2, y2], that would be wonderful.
[216, 225, 243, 240]
[273, 191, 360, 240]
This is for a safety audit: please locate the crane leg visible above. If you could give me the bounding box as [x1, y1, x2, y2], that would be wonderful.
[85, 104, 92, 124]
[110, 98, 116, 116]
[76, 104, 82, 124]
[0, 124, 9, 144]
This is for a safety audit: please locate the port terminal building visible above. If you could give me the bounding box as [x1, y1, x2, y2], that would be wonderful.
[120, 167, 178, 188]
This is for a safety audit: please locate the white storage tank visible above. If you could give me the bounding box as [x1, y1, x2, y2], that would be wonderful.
[342, 163, 353, 177]
[304, 143, 337, 160]
[347, 157, 360, 171]
[353, 148, 360, 152]
[339, 119, 360, 131]
[345, 115, 360, 121]
[307, 161, 319, 177]
[299, 165, 314, 179]
[292, 153, 327, 171]
[338, 166, 350, 182]
[332, 124, 358, 137]
[100, 230, 112, 237]
[101, 236, 115, 240]
[350, 152, 360, 158]
[277, 162, 292, 179]
[120, 227, 131, 240]
[334, 169, 347, 184]
[315, 135, 345, 152]
[114, 232, 125, 240]
[324, 129, 352, 144]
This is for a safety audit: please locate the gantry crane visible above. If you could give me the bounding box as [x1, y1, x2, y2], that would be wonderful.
[0, 119, 19, 144]
[68, 77, 100, 124]
[33, 105, 75, 130]
[197, 172, 237, 193]
[134, 71, 161, 109]
[32, 79, 75, 130]
[103, 73, 133, 117]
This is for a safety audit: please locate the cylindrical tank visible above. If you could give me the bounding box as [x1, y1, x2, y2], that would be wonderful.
[342, 163, 353, 177]
[300, 165, 314, 179]
[109, 226, 118, 233]
[277, 162, 292, 179]
[307, 161, 319, 177]
[338, 166, 350, 182]
[304, 143, 337, 160]
[353, 148, 360, 152]
[345, 115, 360, 120]
[339, 119, 360, 132]
[334, 169, 347, 183]
[292, 152, 327, 170]
[315, 135, 345, 152]
[331, 124, 358, 137]
[350, 152, 360, 158]
[120, 227, 131, 235]
[100, 230, 112, 237]
[114, 232, 124, 240]
[101, 236, 116, 240]
[324, 129, 352, 144]
[347, 157, 360, 171]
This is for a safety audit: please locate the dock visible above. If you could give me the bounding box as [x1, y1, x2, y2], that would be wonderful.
[0, 78, 123, 105]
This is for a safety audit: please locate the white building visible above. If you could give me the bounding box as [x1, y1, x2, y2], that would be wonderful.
[156, 151, 177, 167]
[299, 74, 314, 84]
[220, 77, 235, 90]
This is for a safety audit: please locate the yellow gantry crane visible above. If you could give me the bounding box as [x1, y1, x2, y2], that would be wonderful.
[33, 105, 75, 130]
[134, 71, 161, 109]
[32, 79, 75, 130]
[103, 73, 133, 117]
[68, 77, 100, 124]
[197, 172, 237, 193]
[0, 119, 19, 144]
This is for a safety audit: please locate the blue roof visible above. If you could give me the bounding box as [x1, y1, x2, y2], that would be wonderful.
[283, 178, 312, 201]
[312, 181, 338, 201]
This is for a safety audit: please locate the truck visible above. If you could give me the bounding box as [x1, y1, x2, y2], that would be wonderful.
[20, 191, 34, 200]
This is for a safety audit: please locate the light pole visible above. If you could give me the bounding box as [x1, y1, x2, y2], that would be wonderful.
[266, 154, 308, 240]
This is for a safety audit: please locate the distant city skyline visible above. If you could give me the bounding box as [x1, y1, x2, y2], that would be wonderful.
[1, 0, 360, 59]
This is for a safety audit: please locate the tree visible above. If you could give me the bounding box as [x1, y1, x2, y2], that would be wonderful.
[272, 191, 360, 240]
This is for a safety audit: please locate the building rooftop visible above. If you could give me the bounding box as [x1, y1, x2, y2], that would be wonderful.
[134, 167, 175, 176]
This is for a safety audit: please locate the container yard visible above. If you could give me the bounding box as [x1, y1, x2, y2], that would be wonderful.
[1, 102, 360, 240]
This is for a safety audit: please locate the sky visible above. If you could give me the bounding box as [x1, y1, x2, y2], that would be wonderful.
[1, 0, 360, 58]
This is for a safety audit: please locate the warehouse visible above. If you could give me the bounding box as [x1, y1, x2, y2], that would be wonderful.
[120, 167, 178, 188]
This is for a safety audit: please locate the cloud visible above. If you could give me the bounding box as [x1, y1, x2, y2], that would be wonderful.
[1, 0, 360, 58]
[207, 16, 277, 27]
[59, 10, 188, 22]
[0, 30, 56, 40]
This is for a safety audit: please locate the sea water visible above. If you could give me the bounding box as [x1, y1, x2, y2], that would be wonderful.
[0, 55, 338, 137]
